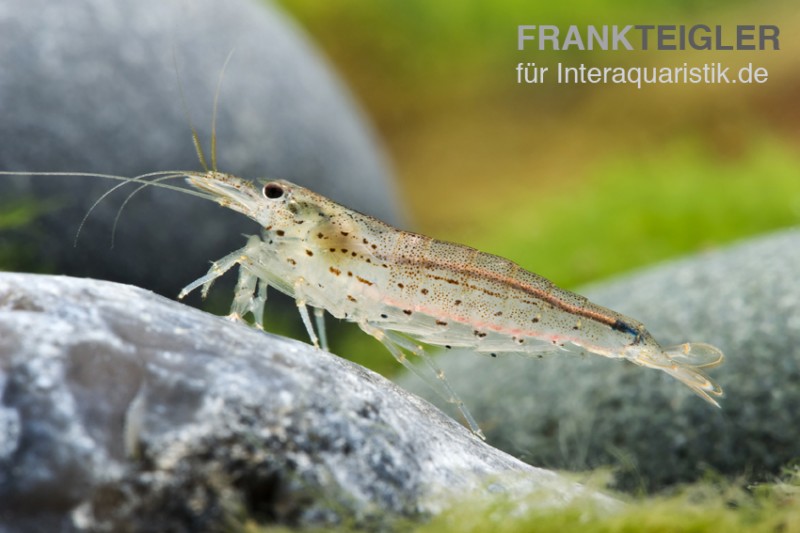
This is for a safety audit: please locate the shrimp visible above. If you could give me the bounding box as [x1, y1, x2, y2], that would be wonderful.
[173, 171, 725, 439]
[0, 59, 723, 439]
[0, 163, 725, 438]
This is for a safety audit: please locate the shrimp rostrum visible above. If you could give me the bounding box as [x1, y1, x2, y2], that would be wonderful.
[176, 171, 724, 438]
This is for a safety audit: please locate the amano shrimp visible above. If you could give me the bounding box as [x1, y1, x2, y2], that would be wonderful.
[172, 170, 724, 438]
[1, 79, 724, 438]
[0, 163, 725, 439]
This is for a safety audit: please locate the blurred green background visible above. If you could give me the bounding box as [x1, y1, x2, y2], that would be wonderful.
[273, 0, 799, 374]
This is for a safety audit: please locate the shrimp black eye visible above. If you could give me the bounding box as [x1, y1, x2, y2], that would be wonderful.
[263, 183, 284, 199]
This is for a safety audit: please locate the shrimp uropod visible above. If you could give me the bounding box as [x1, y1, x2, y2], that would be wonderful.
[174, 171, 725, 439]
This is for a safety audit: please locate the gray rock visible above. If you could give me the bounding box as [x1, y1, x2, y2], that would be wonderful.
[0, 273, 614, 532]
[398, 229, 800, 492]
[0, 0, 402, 297]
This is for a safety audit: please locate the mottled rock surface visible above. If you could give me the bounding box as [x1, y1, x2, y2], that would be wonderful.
[0, 0, 402, 297]
[399, 229, 800, 492]
[0, 273, 613, 532]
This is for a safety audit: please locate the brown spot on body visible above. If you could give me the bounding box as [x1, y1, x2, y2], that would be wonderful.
[466, 283, 502, 298]
[421, 288, 429, 295]
[403, 309, 413, 316]
[276, 230, 285, 236]
[341, 231, 349, 236]
[306, 250, 314, 256]
[429, 274, 461, 285]
[329, 267, 341, 276]
[436, 320, 448, 326]
[397, 283, 405, 289]
[317, 232, 324, 239]
[287, 258, 296, 266]
[494, 311, 503, 317]
[454, 299, 462, 306]
[356, 276, 373, 286]
[347, 295, 357, 302]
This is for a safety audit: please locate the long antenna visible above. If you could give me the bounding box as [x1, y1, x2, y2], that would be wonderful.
[211, 49, 236, 172]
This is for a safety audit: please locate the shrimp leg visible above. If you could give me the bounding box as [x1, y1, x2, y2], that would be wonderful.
[251, 279, 269, 330]
[314, 308, 329, 352]
[359, 321, 485, 440]
[178, 246, 245, 299]
[229, 263, 257, 320]
[179, 234, 263, 299]
[229, 267, 269, 328]
[295, 299, 320, 349]
[180, 235, 272, 328]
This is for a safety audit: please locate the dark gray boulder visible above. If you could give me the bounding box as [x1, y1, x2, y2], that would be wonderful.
[0, 273, 614, 532]
[399, 229, 800, 492]
[0, 0, 402, 297]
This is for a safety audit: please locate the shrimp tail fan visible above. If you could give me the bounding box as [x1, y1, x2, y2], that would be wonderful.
[638, 342, 725, 406]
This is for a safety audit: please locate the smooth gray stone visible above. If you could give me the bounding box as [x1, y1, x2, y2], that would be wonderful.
[0, 0, 402, 297]
[0, 273, 613, 532]
[398, 229, 800, 492]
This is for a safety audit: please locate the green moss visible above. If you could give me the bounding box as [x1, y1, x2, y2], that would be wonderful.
[236, 467, 800, 532]
[419, 468, 800, 533]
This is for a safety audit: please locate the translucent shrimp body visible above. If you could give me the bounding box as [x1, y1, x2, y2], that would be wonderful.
[178, 171, 724, 437]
